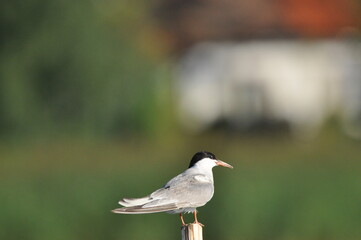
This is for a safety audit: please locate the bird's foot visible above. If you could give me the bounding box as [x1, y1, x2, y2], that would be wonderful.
[180, 213, 187, 226]
[193, 221, 204, 227]
[192, 211, 204, 226]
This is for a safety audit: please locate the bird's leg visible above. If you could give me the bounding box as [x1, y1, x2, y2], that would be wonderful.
[193, 211, 204, 227]
[180, 213, 186, 226]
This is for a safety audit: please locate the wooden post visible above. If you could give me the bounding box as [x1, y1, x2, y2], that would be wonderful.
[181, 223, 203, 240]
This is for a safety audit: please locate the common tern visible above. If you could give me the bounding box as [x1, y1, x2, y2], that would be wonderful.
[112, 151, 233, 226]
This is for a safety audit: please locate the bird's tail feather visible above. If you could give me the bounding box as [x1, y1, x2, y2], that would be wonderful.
[118, 196, 152, 207]
[112, 203, 178, 214]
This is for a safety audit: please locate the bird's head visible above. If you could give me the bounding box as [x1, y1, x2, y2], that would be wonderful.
[188, 151, 233, 169]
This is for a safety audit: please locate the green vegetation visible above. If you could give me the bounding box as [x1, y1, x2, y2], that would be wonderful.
[0, 0, 161, 139]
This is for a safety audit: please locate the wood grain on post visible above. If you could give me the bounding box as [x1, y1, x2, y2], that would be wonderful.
[181, 223, 203, 240]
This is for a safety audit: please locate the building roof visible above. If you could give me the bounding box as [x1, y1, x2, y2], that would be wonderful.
[154, 0, 361, 52]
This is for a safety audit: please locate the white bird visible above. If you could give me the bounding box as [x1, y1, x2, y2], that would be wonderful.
[112, 151, 233, 226]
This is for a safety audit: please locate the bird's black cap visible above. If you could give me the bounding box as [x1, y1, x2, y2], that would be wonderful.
[188, 151, 216, 168]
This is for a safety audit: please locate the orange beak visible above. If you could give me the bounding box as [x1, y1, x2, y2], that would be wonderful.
[216, 160, 233, 169]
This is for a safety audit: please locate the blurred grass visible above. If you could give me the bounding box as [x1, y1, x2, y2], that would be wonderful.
[1, 130, 361, 240]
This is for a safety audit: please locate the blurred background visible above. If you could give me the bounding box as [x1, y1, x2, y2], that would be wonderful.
[1, 0, 361, 239]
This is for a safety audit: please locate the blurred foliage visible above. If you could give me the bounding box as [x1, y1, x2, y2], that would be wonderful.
[0, 0, 164, 139]
[1, 130, 361, 240]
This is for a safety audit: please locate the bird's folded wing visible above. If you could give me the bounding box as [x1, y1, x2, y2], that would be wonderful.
[112, 203, 179, 214]
[164, 173, 211, 189]
[116, 173, 213, 212]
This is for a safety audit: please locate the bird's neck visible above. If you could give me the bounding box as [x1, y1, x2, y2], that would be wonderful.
[192, 165, 214, 182]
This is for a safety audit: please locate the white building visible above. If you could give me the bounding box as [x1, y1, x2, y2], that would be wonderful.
[175, 40, 361, 138]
